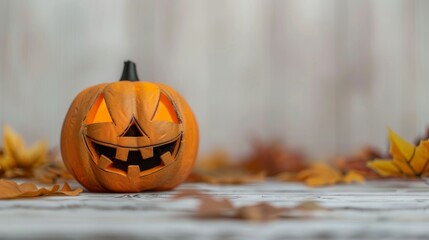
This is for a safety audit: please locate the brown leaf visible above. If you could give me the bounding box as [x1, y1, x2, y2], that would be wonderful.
[335, 146, 384, 179]
[0, 179, 83, 200]
[190, 139, 307, 186]
[197, 197, 235, 218]
[33, 154, 74, 184]
[242, 139, 308, 176]
[235, 202, 286, 221]
[172, 190, 325, 222]
[172, 190, 282, 220]
[61, 182, 72, 191]
[294, 201, 326, 211]
[189, 151, 266, 185]
[171, 189, 235, 217]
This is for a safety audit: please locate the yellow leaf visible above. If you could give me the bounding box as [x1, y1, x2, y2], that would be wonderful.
[343, 170, 365, 184]
[388, 128, 414, 162]
[411, 142, 429, 174]
[296, 163, 343, 187]
[368, 129, 429, 177]
[0, 125, 48, 178]
[367, 159, 401, 176]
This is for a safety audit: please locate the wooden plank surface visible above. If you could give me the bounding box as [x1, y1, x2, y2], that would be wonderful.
[1, 180, 429, 239]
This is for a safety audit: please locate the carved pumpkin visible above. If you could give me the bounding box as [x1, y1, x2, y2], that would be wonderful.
[61, 61, 199, 192]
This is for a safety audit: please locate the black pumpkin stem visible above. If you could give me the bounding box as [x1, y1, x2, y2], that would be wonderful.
[120, 61, 139, 81]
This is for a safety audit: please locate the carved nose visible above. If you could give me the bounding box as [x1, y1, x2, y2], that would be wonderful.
[121, 118, 145, 137]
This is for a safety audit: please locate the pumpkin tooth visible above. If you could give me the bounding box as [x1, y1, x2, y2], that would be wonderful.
[127, 165, 141, 178]
[140, 147, 154, 159]
[98, 155, 112, 168]
[115, 148, 129, 162]
[160, 152, 173, 165]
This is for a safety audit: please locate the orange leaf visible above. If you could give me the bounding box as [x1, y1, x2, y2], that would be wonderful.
[0, 179, 83, 200]
[277, 163, 365, 187]
[343, 170, 365, 184]
[296, 163, 343, 187]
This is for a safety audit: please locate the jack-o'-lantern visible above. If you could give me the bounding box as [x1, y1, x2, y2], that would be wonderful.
[61, 61, 199, 192]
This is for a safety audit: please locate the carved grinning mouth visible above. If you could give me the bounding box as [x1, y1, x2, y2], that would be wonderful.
[85, 134, 182, 175]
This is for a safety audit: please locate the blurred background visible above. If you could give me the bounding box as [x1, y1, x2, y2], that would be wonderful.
[0, 0, 428, 159]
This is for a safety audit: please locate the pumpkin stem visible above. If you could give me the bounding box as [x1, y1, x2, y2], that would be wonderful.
[120, 61, 139, 81]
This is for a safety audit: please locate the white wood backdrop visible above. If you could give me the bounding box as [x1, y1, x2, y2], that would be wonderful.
[0, 0, 428, 158]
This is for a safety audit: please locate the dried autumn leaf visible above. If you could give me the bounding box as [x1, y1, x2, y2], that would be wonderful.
[172, 190, 283, 221]
[342, 170, 365, 184]
[172, 190, 325, 221]
[368, 129, 429, 177]
[296, 163, 343, 187]
[172, 189, 235, 218]
[277, 163, 365, 187]
[189, 151, 266, 185]
[0, 125, 48, 178]
[197, 197, 235, 218]
[236, 202, 286, 221]
[294, 201, 325, 211]
[33, 150, 73, 184]
[0, 179, 83, 199]
[242, 139, 308, 176]
[335, 146, 384, 179]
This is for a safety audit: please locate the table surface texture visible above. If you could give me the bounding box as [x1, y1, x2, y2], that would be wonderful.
[1, 180, 429, 240]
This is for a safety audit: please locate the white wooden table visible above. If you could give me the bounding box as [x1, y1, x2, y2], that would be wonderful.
[1, 180, 429, 240]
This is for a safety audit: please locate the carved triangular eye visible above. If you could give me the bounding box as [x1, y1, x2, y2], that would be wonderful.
[84, 94, 113, 124]
[152, 93, 179, 123]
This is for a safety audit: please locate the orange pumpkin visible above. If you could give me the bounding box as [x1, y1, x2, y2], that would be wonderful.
[61, 61, 199, 192]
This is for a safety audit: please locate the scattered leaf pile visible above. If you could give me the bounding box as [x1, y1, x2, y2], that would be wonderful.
[190, 128, 429, 186]
[0, 125, 81, 199]
[0, 179, 82, 199]
[172, 189, 325, 221]
[0, 125, 71, 183]
[2, 123, 429, 198]
[189, 141, 369, 187]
